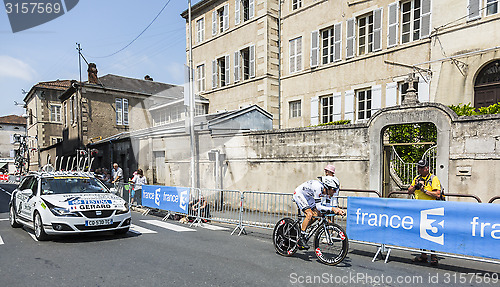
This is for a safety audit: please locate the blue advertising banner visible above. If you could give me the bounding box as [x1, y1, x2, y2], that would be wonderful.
[141, 185, 190, 214]
[347, 197, 500, 260]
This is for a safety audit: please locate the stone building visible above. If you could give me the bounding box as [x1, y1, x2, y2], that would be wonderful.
[183, 0, 500, 128]
[0, 115, 26, 173]
[23, 80, 71, 170]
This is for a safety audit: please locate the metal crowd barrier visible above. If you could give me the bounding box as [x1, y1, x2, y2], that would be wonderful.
[387, 190, 483, 203]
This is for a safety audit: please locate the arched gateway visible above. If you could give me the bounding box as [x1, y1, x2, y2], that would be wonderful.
[367, 102, 457, 195]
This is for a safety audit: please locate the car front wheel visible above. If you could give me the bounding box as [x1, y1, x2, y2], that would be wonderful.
[34, 212, 49, 241]
[9, 205, 22, 228]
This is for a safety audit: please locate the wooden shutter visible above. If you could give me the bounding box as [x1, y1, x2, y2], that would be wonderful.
[420, 0, 432, 38]
[249, 0, 255, 19]
[212, 60, 217, 89]
[467, 0, 481, 20]
[123, 98, 129, 125]
[212, 11, 217, 35]
[249, 45, 255, 78]
[334, 22, 342, 61]
[289, 39, 296, 73]
[385, 82, 398, 107]
[388, 2, 399, 47]
[310, 97, 319, 125]
[234, 51, 240, 82]
[371, 85, 382, 114]
[418, 77, 430, 102]
[225, 54, 231, 84]
[373, 8, 383, 51]
[311, 30, 319, 67]
[235, 0, 240, 25]
[333, 92, 342, 121]
[223, 4, 229, 32]
[346, 18, 355, 59]
[344, 90, 355, 122]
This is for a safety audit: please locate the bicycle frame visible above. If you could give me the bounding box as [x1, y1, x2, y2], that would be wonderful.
[295, 210, 335, 243]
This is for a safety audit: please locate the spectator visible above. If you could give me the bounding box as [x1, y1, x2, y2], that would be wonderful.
[129, 169, 147, 205]
[111, 163, 123, 184]
[408, 159, 442, 266]
[191, 195, 210, 222]
[324, 164, 336, 176]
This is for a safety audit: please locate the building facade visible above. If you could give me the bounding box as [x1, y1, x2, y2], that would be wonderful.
[0, 115, 26, 173]
[184, 0, 500, 128]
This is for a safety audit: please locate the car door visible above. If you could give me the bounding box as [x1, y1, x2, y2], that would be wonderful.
[16, 176, 34, 221]
[23, 177, 39, 221]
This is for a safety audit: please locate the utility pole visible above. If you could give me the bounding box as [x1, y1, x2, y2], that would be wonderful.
[188, 0, 196, 188]
[76, 43, 82, 83]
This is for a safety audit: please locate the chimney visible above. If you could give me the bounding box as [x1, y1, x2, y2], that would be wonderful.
[144, 75, 153, 81]
[87, 63, 98, 84]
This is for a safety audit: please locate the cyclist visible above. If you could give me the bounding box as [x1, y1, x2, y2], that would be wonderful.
[292, 176, 346, 249]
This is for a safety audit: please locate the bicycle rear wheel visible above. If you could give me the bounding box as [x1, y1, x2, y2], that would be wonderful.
[273, 218, 300, 257]
[313, 223, 348, 266]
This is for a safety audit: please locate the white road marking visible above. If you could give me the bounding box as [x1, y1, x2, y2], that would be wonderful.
[141, 220, 195, 232]
[198, 223, 229, 231]
[130, 224, 157, 234]
[0, 219, 9, 221]
[23, 227, 38, 241]
[0, 235, 4, 245]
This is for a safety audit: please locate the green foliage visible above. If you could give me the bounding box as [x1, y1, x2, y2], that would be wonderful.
[449, 102, 500, 116]
[313, 120, 351, 127]
[386, 123, 437, 164]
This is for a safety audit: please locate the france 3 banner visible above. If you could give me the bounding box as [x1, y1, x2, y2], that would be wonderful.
[141, 185, 190, 214]
[347, 197, 500, 260]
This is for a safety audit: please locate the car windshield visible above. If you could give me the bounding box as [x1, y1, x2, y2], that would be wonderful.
[40, 177, 109, 195]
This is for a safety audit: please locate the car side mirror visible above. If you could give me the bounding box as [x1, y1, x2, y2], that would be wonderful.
[21, 189, 33, 197]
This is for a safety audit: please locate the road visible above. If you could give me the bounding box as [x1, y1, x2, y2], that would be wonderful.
[0, 183, 498, 287]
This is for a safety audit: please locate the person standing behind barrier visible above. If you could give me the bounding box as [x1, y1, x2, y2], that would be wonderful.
[191, 195, 210, 223]
[324, 164, 336, 176]
[111, 163, 124, 197]
[130, 169, 147, 205]
[408, 159, 442, 266]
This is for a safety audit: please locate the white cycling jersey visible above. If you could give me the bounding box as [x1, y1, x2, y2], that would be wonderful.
[293, 179, 339, 212]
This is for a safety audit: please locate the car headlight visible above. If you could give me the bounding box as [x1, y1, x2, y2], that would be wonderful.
[116, 202, 130, 215]
[49, 207, 81, 217]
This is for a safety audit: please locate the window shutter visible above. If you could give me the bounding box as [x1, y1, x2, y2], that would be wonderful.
[225, 54, 231, 84]
[249, 45, 255, 78]
[212, 60, 217, 89]
[234, 51, 240, 82]
[333, 92, 342, 121]
[385, 82, 398, 107]
[420, 0, 432, 38]
[418, 77, 430, 102]
[289, 39, 296, 73]
[311, 30, 319, 67]
[115, 98, 123, 125]
[212, 11, 217, 35]
[371, 85, 382, 114]
[344, 90, 355, 122]
[296, 38, 302, 71]
[224, 4, 229, 32]
[249, 0, 255, 19]
[235, 0, 240, 25]
[334, 22, 342, 61]
[467, 0, 481, 20]
[388, 2, 399, 47]
[310, 97, 319, 125]
[123, 98, 129, 125]
[373, 8, 383, 51]
[346, 18, 355, 59]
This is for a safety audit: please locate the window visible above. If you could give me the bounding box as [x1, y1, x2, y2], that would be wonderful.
[236, 0, 254, 24]
[234, 46, 255, 82]
[196, 18, 204, 43]
[196, 64, 205, 92]
[51, 137, 62, 145]
[487, 0, 498, 15]
[289, 37, 302, 73]
[289, 100, 301, 118]
[212, 55, 230, 88]
[115, 98, 129, 125]
[401, 0, 421, 43]
[357, 89, 372, 121]
[50, 104, 61, 122]
[318, 24, 342, 65]
[63, 102, 67, 127]
[358, 14, 374, 55]
[292, 0, 302, 10]
[321, 95, 334, 123]
[195, 103, 207, 116]
[212, 4, 228, 35]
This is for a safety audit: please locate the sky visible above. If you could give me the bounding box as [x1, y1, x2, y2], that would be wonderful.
[0, 0, 202, 116]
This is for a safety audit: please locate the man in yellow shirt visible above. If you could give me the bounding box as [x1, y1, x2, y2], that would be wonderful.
[408, 159, 442, 266]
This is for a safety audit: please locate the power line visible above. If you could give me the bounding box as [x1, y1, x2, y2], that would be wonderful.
[86, 0, 173, 59]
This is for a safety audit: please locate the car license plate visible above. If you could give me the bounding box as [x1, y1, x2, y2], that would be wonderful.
[85, 219, 113, 226]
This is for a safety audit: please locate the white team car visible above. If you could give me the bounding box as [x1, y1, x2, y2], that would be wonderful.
[8, 171, 131, 241]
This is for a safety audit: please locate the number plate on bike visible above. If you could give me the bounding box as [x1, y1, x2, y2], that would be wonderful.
[85, 219, 112, 226]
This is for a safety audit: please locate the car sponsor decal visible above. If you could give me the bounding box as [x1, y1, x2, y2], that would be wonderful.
[40, 202, 46, 209]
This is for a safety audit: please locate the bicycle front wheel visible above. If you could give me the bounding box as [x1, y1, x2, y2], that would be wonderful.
[273, 218, 300, 257]
[313, 223, 349, 266]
